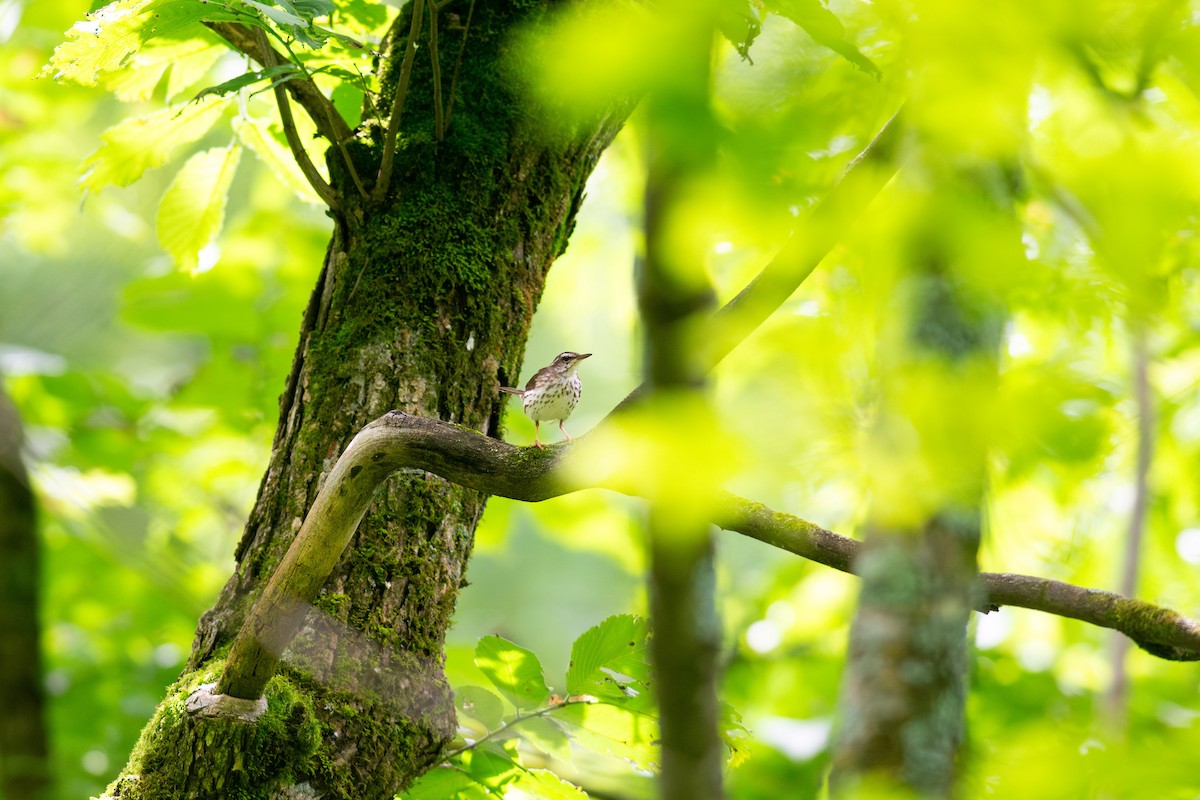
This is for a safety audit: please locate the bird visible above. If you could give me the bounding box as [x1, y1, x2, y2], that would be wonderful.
[499, 351, 592, 448]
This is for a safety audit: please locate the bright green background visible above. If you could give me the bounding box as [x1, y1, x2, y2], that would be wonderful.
[4, 1, 1200, 797]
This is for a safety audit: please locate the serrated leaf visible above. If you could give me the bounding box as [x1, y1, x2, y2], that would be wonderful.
[398, 766, 488, 800]
[103, 36, 225, 101]
[475, 636, 551, 711]
[766, 0, 881, 79]
[81, 95, 229, 192]
[292, 0, 335, 17]
[192, 64, 301, 101]
[719, 702, 751, 768]
[566, 614, 653, 708]
[244, 0, 306, 27]
[43, 0, 154, 85]
[555, 702, 660, 771]
[455, 684, 505, 731]
[508, 768, 589, 800]
[233, 116, 323, 205]
[45, 0, 248, 87]
[156, 144, 241, 271]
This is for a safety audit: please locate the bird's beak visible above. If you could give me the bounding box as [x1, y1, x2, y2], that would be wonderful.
[578, 353, 592, 360]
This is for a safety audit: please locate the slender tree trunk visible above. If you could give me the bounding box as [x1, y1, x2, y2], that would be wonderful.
[102, 4, 630, 798]
[0, 379, 51, 800]
[830, 165, 1008, 796]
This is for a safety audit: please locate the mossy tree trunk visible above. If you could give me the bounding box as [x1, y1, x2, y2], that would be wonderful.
[103, 3, 629, 799]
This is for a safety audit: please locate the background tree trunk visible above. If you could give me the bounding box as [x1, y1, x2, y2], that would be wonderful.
[830, 163, 1008, 796]
[103, 4, 630, 798]
[0, 379, 51, 800]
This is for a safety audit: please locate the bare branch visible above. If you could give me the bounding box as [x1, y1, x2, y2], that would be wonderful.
[217, 412, 1200, 701]
[428, 2, 445, 141]
[248, 29, 337, 207]
[371, 0, 426, 203]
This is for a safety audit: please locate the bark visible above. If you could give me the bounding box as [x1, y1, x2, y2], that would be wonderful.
[0, 380, 51, 800]
[102, 3, 630, 798]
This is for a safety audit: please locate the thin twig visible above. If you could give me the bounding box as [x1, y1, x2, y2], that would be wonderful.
[444, 0, 476, 131]
[327, 99, 368, 199]
[372, 0, 427, 203]
[1105, 327, 1154, 724]
[428, 1, 445, 141]
[440, 699, 591, 761]
[249, 29, 338, 207]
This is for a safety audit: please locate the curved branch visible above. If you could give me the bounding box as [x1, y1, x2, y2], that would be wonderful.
[217, 412, 1199, 701]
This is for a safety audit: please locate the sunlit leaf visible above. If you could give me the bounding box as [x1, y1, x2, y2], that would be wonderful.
[475, 635, 551, 711]
[508, 768, 589, 800]
[191, 64, 302, 101]
[765, 0, 881, 78]
[233, 116, 324, 205]
[81, 95, 229, 192]
[397, 766, 488, 799]
[555, 702, 660, 771]
[44, 0, 247, 87]
[455, 684, 505, 731]
[156, 144, 242, 272]
[565, 614, 652, 708]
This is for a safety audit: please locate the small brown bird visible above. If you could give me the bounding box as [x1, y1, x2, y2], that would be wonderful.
[500, 351, 592, 447]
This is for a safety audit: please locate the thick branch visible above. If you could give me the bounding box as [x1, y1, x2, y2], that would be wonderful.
[217, 413, 1200, 702]
[207, 22, 352, 146]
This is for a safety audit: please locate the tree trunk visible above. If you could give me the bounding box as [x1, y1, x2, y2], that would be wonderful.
[102, 4, 629, 798]
[0, 379, 51, 800]
[830, 164, 1008, 796]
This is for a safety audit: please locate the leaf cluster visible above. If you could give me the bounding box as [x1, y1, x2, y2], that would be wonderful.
[404, 615, 747, 798]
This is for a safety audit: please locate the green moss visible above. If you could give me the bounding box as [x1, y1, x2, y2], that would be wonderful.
[313, 591, 350, 619]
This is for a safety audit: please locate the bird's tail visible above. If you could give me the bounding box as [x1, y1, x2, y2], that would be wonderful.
[498, 387, 523, 395]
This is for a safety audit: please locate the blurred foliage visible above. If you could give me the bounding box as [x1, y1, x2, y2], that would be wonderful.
[3, 0, 1200, 798]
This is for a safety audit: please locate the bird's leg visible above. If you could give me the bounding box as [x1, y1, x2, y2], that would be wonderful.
[559, 420, 572, 442]
[533, 421, 544, 448]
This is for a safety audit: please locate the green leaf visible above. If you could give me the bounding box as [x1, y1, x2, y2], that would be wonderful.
[398, 766, 488, 800]
[44, 0, 249, 87]
[243, 0, 306, 28]
[717, 0, 762, 62]
[43, 0, 156, 86]
[81, 95, 229, 192]
[101, 35, 222, 101]
[765, 0, 881, 79]
[509, 768, 589, 800]
[516, 714, 572, 762]
[455, 684, 505, 731]
[719, 702, 751, 768]
[191, 64, 302, 101]
[565, 614, 653, 708]
[475, 635, 551, 711]
[555, 702, 660, 771]
[156, 144, 242, 272]
[460, 746, 521, 789]
[233, 116, 323, 204]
